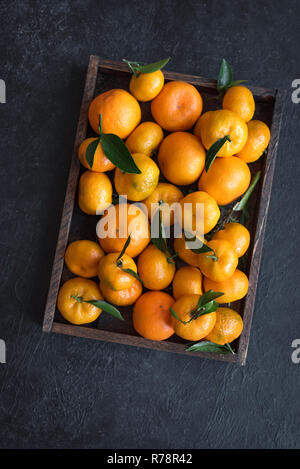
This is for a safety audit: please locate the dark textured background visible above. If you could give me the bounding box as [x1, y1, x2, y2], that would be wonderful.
[0, 0, 300, 449]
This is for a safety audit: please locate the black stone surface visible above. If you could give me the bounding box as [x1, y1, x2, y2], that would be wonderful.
[0, 0, 300, 449]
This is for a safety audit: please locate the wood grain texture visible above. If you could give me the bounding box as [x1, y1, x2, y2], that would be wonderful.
[237, 88, 286, 364]
[43, 56, 285, 365]
[42, 55, 99, 332]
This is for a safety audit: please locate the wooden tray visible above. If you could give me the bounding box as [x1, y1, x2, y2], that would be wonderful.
[42, 55, 285, 365]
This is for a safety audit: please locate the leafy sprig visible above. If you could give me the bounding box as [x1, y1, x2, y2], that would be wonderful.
[170, 290, 223, 325]
[116, 234, 144, 285]
[184, 233, 218, 261]
[185, 340, 235, 355]
[205, 135, 231, 172]
[151, 209, 175, 263]
[71, 294, 124, 321]
[123, 57, 170, 77]
[217, 58, 247, 94]
[85, 115, 141, 174]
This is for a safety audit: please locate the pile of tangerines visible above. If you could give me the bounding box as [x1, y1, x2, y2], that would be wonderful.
[57, 58, 270, 354]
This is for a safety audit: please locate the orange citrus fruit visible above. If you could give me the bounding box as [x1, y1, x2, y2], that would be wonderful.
[114, 153, 159, 201]
[88, 89, 141, 138]
[65, 240, 105, 278]
[57, 277, 102, 325]
[179, 191, 220, 235]
[78, 170, 112, 215]
[143, 182, 183, 226]
[203, 269, 249, 304]
[198, 156, 251, 206]
[151, 81, 203, 131]
[133, 291, 175, 340]
[171, 294, 216, 341]
[157, 132, 206, 185]
[172, 266, 203, 300]
[98, 252, 137, 291]
[137, 244, 175, 290]
[197, 239, 238, 282]
[212, 222, 250, 258]
[173, 235, 200, 267]
[97, 203, 150, 258]
[129, 70, 164, 102]
[125, 121, 164, 157]
[222, 85, 255, 122]
[99, 278, 142, 306]
[205, 307, 243, 345]
[194, 109, 248, 157]
[78, 138, 115, 172]
[236, 120, 271, 163]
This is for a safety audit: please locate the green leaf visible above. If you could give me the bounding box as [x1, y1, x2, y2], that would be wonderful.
[233, 170, 261, 211]
[123, 57, 170, 75]
[85, 138, 100, 169]
[86, 300, 124, 321]
[183, 232, 212, 255]
[122, 268, 144, 285]
[117, 234, 131, 261]
[151, 209, 169, 255]
[205, 135, 231, 172]
[227, 79, 247, 88]
[197, 290, 224, 308]
[100, 133, 141, 174]
[185, 340, 235, 354]
[217, 58, 233, 92]
[170, 306, 188, 325]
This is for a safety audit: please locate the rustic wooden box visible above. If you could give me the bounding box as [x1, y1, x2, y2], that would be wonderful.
[43, 55, 285, 365]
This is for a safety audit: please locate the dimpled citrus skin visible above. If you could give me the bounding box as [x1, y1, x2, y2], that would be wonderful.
[198, 156, 251, 206]
[78, 171, 113, 215]
[151, 81, 203, 132]
[99, 278, 142, 306]
[125, 121, 164, 157]
[171, 294, 216, 341]
[173, 236, 201, 267]
[97, 203, 150, 258]
[172, 266, 203, 300]
[114, 153, 160, 202]
[236, 120, 271, 163]
[88, 89, 141, 138]
[143, 182, 183, 226]
[57, 277, 103, 325]
[78, 138, 115, 172]
[137, 244, 175, 291]
[179, 191, 220, 235]
[194, 109, 248, 157]
[203, 269, 249, 304]
[97, 252, 137, 291]
[157, 132, 206, 185]
[197, 239, 238, 282]
[129, 70, 164, 102]
[205, 307, 243, 345]
[212, 222, 250, 258]
[65, 240, 105, 278]
[222, 86, 255, 122]
[133, 291, 175, 341]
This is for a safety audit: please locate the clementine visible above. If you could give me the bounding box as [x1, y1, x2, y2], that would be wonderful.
[133, 291, 175, 340]
[157, 132, 206, 185]
[151, 81, 202, 131]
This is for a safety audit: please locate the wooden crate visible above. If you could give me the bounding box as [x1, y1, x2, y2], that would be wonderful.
[42, 55, 285, 365]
